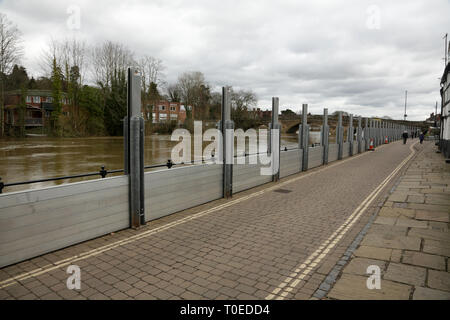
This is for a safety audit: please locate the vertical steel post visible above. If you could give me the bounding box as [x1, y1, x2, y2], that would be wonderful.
[337, 111, 343, 159]
[373, 121, 376, 146]
[222, 87, 234, 198]
[298, 123, 302, 171]
[370, 119, 374, 148]
[389, 122, 392, 142]
[377, 121, 380, 146]
[376, 121, 379, 146]
[387, 122, 390, 142]
[364, 118, 369, 150]
[322, 108, 329, 164]
[139, 117, 145, 225]
[123, 116, 129, 175]
[127, 67, 144, 229]
[301, 104, 309, 171]
[271, 97, 280, 182]
[357, 117, 362, 153]
[348, 114, 354, 155]
[389, 122, 394, 141]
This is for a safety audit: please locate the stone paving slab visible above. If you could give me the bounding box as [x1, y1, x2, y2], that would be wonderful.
[413, 287, 450, 300]
[326, 141, 450, 300]
[328, 274, 412, 300]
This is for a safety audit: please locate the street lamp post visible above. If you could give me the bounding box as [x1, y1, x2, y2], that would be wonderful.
[404, 90, 408, 121]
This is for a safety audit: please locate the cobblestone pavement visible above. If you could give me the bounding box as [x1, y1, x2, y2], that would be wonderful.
[0, 139, 416, 300]
[327, 141, 450, 300]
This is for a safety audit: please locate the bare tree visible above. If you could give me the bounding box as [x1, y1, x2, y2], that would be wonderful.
[40, 38, 87, 84]
[230, 88, 257, 110]
[229, 88, 257, 129]
[0, 13, 22, 75]
[138, 55, 164, 94]
[91, 40, 135, 88]
[0, 13, 23, 136]
[166, 83, 181, 102]
[177, 71, 205, 106]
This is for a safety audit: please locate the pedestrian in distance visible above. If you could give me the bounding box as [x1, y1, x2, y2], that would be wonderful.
[419, 132, 424, 144]
[402, 131, 408, 144]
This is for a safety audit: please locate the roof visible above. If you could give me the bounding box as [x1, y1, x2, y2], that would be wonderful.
[5, 104, 42, 110]
[5, 89, 68, 97]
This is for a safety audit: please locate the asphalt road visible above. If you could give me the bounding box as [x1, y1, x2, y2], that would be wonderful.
[0, 138, 416, 300]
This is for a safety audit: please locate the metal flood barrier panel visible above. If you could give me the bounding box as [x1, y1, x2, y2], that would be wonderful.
[144, 163, 223, 221]
[280, 149, 302, 178]
[328, 144, 339, 162]
[233, 154, 273, 193]
[0, 175, 129, 268]
[308, 146, 324, 169]
[342, 142, 350, 158]
[353, 141, 359, 155]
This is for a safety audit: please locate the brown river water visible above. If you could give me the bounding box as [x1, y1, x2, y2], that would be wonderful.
[0, 134, 299, 193]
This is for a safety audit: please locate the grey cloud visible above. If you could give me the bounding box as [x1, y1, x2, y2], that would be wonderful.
[0, 0, 449, 120]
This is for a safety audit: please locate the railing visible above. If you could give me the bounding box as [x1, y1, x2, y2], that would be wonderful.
[0, 160, 175, 194]
[0, 148, 300, 194]
[25, 118, 43, 125]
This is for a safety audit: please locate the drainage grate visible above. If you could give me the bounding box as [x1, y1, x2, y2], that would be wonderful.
[273, 189, 292, 194]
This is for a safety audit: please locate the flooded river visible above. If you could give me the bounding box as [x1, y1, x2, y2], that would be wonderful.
[0, 134, 298, 193]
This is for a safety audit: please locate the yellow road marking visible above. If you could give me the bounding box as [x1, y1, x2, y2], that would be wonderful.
[265, 141, 418, 300]
[0, 142, 395, 289]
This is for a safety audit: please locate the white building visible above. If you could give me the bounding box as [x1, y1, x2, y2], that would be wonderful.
[440, 61, 450, 158]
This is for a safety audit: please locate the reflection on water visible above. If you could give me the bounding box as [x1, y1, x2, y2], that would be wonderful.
[0, 134, 298, 193]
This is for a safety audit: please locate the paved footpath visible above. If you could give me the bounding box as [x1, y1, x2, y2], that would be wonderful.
[0, 139, 425, 300]
[327, 141, 450, 300]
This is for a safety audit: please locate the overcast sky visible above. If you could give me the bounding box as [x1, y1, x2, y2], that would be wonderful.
[1, 0, 449, 120]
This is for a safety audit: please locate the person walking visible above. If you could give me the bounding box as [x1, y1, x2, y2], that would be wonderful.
[419, 132, 424, 144]
[402, 130, 408, 144]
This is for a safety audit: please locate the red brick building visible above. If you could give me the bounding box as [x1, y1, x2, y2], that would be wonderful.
[2, 90, 70, 129]
[145, 100, 192, 124]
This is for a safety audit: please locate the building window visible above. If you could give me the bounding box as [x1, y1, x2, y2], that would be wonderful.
[152, 113, 157, 123]
[26, 96, 31, 103]
[159, 105, 165, 111]
[159, 113, 167, 121]
[170, 114, 178, 120]
[170, 106, 176, 111]
[47, 97, 53, 103]
[34, 96, 41, 103]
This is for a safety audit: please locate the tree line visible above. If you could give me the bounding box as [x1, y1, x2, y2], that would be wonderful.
[0, 13, 261, 137]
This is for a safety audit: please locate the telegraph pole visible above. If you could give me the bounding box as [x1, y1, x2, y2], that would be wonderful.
[444, 33, 448, 67]
[435, 101, 438, 127]
[404, 90, 408, 121]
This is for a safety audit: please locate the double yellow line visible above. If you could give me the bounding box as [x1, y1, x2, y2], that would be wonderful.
[266, 141, 418, 300]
